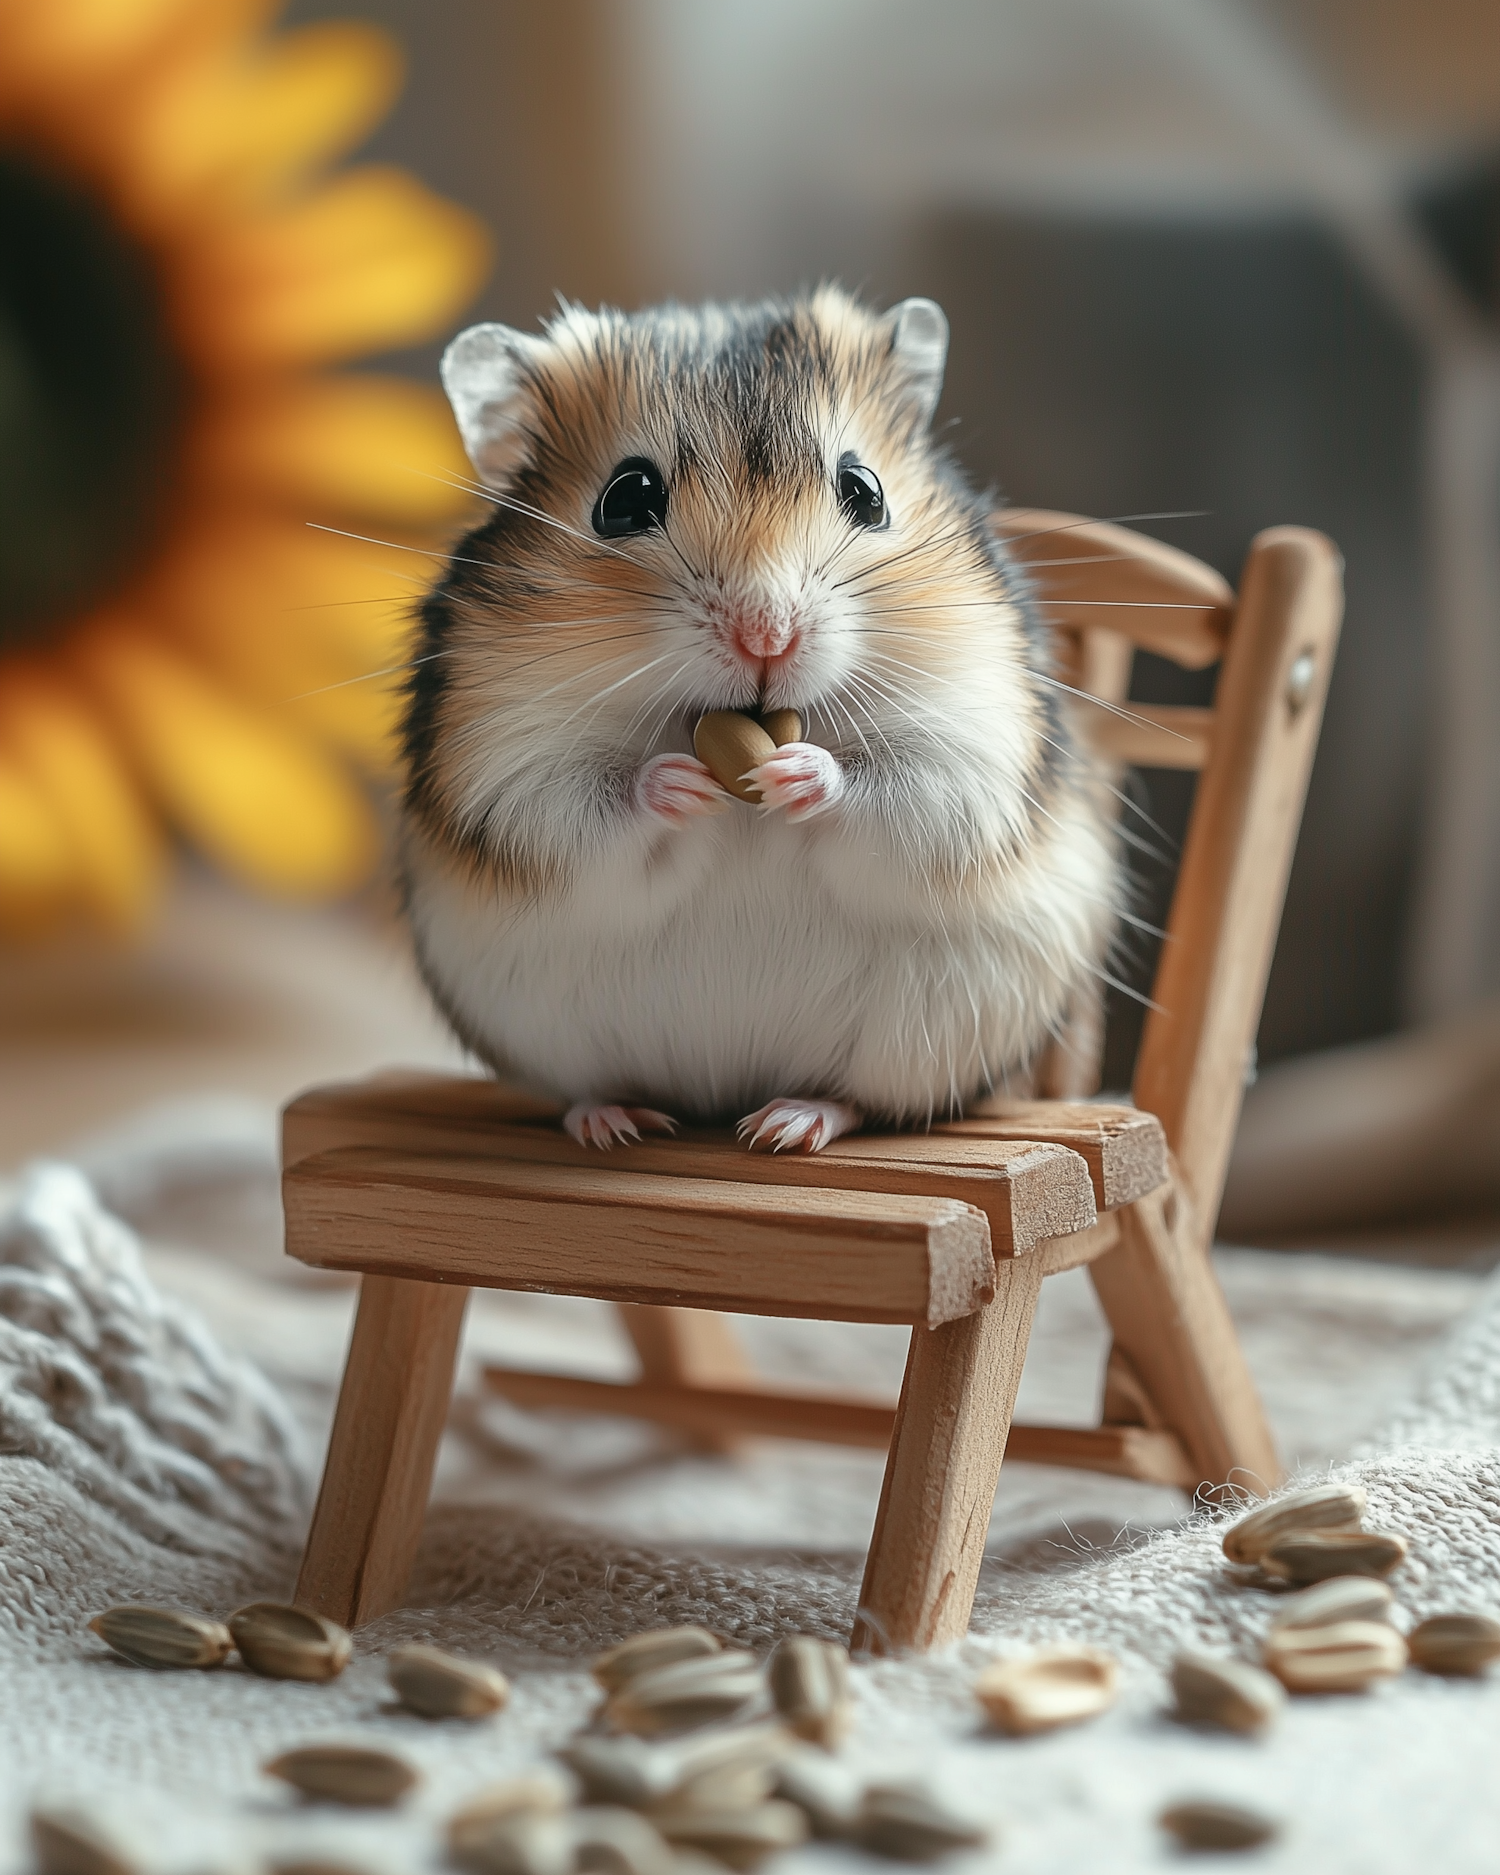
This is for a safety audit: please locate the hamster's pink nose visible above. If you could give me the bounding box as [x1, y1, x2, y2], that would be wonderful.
[728, 605, 800, 664]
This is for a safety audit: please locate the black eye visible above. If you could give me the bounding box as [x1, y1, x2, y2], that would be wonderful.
[593, 457, 668, 537]
[837, 455, 887, 529]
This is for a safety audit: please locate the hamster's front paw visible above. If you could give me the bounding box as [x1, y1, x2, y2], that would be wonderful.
[635, 753, 729, 824]
[747, 743, 845, 822]
[738, 1098, 862, 1153]
[565, 1104, 680, 1148]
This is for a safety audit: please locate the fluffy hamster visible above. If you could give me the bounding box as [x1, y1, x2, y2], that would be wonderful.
[401, 287, 1116, 1152]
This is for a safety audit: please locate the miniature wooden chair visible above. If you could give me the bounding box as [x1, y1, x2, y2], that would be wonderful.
[281, 516, 1343, 1654]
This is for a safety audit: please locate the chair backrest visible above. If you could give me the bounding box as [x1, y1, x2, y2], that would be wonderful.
[992, 509, 1344, 1248]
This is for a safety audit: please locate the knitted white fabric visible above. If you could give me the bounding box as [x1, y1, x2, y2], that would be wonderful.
[0, 1139, 1495, 1872]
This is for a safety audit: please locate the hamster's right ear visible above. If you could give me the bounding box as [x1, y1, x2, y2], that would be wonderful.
[440, 323, 545, 486]
[886, 298, 949, 427]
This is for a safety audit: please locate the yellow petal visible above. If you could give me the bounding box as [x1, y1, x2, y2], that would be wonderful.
[176, 166, 492, 365]
[71, 622, 380, 899]
[0, 755, 77, 937]
[0, 662, 165, 934]
[187, 376, 478, 523]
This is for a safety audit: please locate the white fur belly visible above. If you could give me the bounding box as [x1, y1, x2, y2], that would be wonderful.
[407, 813, 1066, 1121]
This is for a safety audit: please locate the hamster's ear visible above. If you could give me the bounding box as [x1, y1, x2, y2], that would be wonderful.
[440, 322, 544, 486]
[885, 298, 949, 427]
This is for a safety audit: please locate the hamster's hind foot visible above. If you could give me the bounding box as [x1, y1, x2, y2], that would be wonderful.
[565, 1104, 680, 1149]
[738, 1098, 862, 1154]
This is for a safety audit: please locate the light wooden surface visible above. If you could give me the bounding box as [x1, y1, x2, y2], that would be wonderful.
[1082, 703, 1216, 770]
[851, 1256, 1046, 1654]
[283, 1147, 995, 1327]
[295, 1274, 469, 1628]
[942, 1100, 1167, 1211]
[1132, 527, 1344, 1233]
[283, 1074, 1101, 1259]
[993, 507, 1233, 668]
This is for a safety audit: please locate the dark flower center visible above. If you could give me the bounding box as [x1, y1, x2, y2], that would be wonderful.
[0, 151, 185, 650]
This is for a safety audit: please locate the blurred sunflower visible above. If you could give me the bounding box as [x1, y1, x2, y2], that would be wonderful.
[0, 0, 490, 938]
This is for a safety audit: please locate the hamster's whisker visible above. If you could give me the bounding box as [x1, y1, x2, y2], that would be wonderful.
[997, 509, 1210, 546]
[285, 647, 454, 701]
[834, 519, 985, 594]
[479, 489, 658, 570]
[1029, 670, 1195, 742]
[306, 521, 497, 571]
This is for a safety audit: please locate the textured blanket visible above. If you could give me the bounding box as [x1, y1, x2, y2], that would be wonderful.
[0, 1111, 1496, 1873]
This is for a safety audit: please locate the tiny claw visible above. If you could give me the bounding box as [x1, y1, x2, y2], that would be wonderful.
[565, 1104, 680, 1149]
[636, 754, 729, 824]
[737, 1098, 862, 1154]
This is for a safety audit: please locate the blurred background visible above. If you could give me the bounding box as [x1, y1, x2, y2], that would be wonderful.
[4, 0, 1499, 1249]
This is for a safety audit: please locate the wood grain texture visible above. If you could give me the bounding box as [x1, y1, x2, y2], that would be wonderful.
[283, 1148, 994, 1327]
[938, 1101, 1167, 1211]
[294, 1274, 468, 1628]
[1089, 1180, 1281, 1491]
[1132, 527, 1344, 1233]
[852, 1256, 1045, 1654]
[283, 1076, 1098, 1259]
[993, 507, 1234, 667]
[1081, 703, 1215, 770]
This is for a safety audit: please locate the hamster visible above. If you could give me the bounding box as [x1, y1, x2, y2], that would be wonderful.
[400, 286, 1117, 1152]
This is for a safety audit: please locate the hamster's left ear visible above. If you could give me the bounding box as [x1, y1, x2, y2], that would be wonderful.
[440, 322, 544, 486]
[885, 298, 949, 427]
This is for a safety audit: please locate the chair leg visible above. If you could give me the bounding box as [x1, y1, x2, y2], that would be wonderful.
[1088, 1181, 1282, 1492]
[295, 1274, 470, 1627]
[615, 1304, 754, 1454]
[851, 1256, 1045, 1655]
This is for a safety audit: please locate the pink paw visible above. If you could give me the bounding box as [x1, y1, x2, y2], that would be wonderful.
[636, 754, 728, 824]
[565, 1104, 680, 1149]
[746, 743, 844, 822]
[737, 1098, 862, 1154]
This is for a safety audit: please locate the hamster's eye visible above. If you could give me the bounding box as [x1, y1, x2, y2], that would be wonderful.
[593, 457, 668, 537]
[837, 456, 887, 529]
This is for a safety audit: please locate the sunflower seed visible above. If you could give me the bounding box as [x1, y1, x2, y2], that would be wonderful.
[1220, 1483, 1366, 1565]
[564, 1725, 786, 1811]
[1260, 1530, 1407, 1585]
[1406, 1612, 1500, 1676]
[593, 1628, 724, 1694]
[607, 1652, 765, 1736]
[388, 1642, 510, 1718]
[773, 1750, 863, 1838]
[452, 1811, 576, 1875]
[974, 1645, 1118, 1735]
[1263, 1619, 1408, 1692]
[449, 1775, 574, 1856]
[1170, 1652, 1285, 1735]
[656, 1802, 809, 1870]
[230, 1602, 352, 1682]
[264, 1744, 417, 1807]
[1159, 1800, 1278, 1852]
[270, 1861, 376, 1875]
[87, 1605, 232, 1671]
[655, 1761, 778, 1815]
[1268, 1575, 1395, 1631]
[857, 1785, 989, 1862]
[570, 1806, 677, 1875]
[29, 1808, 138, 1875]
[767, 1636, 851, 1749]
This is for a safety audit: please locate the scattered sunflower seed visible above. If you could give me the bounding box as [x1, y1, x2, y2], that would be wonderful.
[974, 1645, 1118, 1735]
[569, 1805, 677, 1875]
[1263, 1619, 1408, 1693]
[1170, 1652, 1285, 1735]
[29, 1808, 138, 1875]
[607, 1651, 765, 1736]
[452, 1810, 575, 1875]
[1260, 1530, 1408, 1585]
[773, 1750, 863, 1839]
[388, 1642, 510, 1719]
[656, 1801, 809, 1871]
[1406, 1612, 1500, 1676]
[269, 1861, 375, 1875]
[1220, 1484, 1367, 1565]
[264, 1744, 417, 1808]
[767, 1636, 852, 1749]
[593, 1628, 723, 1694]
[230, 1602, 352, 1682]
[1269, 1575, 1395, 1632]
[449, 1774, 574, 1856]
[86, 1605, 232, 1672]
[1159, 1800, 1278, 1852]
[656, 1760, 778, 1815]
[857, 1785, 989, 1862]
